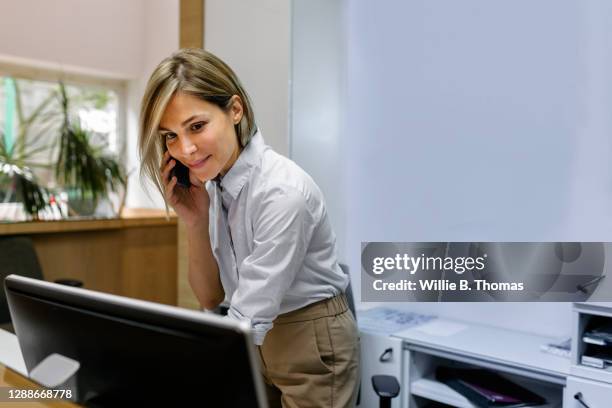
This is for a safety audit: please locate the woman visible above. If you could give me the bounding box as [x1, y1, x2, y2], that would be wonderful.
[139, 48, 359, 407]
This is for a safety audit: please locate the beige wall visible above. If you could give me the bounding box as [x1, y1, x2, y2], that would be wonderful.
[0, 0, 145, 78]
[204, 0, 291, 155]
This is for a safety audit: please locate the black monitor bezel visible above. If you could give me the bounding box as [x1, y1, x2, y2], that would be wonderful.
[4, 274, 268, 407]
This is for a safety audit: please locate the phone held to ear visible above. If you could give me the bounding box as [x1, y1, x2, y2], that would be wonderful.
[171, 158, 191, 188]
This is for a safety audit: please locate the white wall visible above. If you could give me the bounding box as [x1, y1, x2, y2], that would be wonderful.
[290, 0, 347, 261]
[206, 0, 347, 270]
[0, 0, 179, 209]
[125, 0, 179, 209]
[204, 0, 290, 155]
[290, 0, 612, 338]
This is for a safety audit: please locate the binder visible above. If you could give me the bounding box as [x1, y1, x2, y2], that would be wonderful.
[435, 367, 546, 408]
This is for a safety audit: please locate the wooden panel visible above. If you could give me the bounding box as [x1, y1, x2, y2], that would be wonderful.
[33, 231, 122, 295]
[3, 216, 178, 305]
[177, 220, 200, 309]
[31, 225, 178, 305]
[121, 226, 177, 305]
[180, 0, 204, 48]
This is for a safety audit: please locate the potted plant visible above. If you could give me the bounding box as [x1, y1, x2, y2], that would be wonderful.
[1, 79, 126, 220]
[0, 133, 51, 220]
[0, 78, 58, 220]
[54, 82, 126, 216]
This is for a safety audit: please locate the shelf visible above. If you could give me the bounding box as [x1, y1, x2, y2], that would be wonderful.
[571, 362, 612, 385]
[0, 208, 177, 235]
[572, 303, 612, 384]
[411, 378, 562, 408]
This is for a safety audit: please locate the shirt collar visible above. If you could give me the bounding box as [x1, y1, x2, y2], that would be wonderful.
[217, 129, 265, 200]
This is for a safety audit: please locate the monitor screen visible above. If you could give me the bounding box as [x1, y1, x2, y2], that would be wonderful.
[4, 274, 267, 407]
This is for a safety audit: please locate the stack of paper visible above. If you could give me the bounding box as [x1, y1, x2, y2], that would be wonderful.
[357, 307, 436, 335]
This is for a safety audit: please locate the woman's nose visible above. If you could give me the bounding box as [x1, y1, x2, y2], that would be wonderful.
[178, 135, 197, 156]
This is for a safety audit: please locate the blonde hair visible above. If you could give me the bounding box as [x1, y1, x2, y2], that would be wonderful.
[138, 48, 256, 204]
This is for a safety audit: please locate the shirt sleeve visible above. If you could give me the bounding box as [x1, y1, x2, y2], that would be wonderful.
[225, 185, 316, 345]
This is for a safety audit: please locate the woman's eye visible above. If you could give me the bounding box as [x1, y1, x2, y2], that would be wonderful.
[164, 132, 176, 141]
[191, 122, 205, 131]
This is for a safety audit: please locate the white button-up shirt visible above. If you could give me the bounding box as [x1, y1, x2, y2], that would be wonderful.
[205, 130, 349, 345]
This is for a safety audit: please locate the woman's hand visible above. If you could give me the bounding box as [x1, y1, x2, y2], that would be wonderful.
[160, 151, 210, 228]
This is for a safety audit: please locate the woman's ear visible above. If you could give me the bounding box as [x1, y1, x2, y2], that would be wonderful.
[230, 95, 244, 124]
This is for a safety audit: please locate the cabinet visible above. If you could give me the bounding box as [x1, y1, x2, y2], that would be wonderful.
[564, 376, 611, 408]
[359, 317, 571, 408]
[399, 321, 567, 408]
[359, 305, 612, 407]
[563, 303, 612, 407]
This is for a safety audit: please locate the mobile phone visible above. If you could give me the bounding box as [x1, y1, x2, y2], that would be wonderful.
[171, 158, 191, 188]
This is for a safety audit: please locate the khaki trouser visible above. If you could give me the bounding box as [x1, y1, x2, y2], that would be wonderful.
[257, 294, 360, 408]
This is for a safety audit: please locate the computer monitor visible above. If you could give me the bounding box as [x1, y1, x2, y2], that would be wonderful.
[4, 274, 268, 407]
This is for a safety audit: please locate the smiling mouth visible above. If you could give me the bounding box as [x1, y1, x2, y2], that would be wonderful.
[187, 155, 211, 169]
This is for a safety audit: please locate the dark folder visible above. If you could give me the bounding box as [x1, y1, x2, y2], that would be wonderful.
[435, 367, 546, 408]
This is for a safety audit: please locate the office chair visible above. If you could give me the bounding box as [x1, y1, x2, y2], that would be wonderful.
[372, 375, 400, 408]
[0, 236, 83, 331]
[339, 263, 357, 320]
[339, 263, 401, 408]
[339, 263, 363, 406]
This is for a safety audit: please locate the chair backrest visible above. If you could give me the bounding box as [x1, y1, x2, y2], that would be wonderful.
[339, 262, 362, 406]
[339, 263, 357, 321]
[0, 236, 44, 323]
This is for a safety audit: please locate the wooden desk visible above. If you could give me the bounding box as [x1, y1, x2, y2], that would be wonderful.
[0, 363, 79, 408]
[0, 208, 178, 305]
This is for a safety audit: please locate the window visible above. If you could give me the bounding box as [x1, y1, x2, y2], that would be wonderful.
[1, 75, 122, 183]
[0, 62, 127, 220]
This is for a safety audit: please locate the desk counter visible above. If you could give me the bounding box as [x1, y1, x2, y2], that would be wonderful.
[0, 208, 178, 305]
